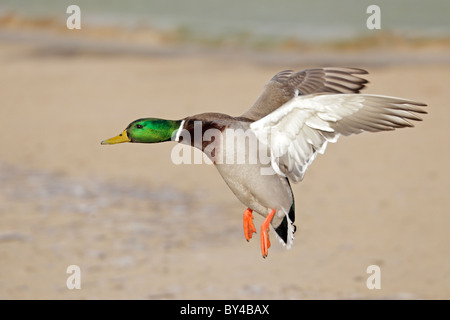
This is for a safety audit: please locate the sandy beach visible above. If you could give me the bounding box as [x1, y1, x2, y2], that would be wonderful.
[0, 23, 449, 300]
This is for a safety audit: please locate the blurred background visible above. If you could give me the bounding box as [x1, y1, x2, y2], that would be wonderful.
[0, 0, 449, 299]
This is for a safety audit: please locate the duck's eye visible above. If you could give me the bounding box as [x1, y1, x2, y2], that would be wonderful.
[136, 124, 143, 129]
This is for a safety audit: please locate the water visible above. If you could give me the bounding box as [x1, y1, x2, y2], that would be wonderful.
[0, 0, 449, 43]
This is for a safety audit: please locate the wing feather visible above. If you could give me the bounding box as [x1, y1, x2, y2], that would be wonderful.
[241, 67, 369, 121]
[250, 93, 427, 182]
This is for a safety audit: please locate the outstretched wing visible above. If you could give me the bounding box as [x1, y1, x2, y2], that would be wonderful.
[241, 67, 369, 121]
[250, 93, 427, 182]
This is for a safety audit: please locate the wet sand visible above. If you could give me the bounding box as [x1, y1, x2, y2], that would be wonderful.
[0, 29, 449, 299]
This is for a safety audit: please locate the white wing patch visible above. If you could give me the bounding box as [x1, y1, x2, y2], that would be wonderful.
[250, 93, 426, 182]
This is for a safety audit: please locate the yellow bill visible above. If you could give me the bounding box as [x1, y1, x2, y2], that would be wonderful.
[101, 130, 130, 145]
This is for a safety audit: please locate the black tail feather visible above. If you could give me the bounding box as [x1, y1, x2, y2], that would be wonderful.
[274, 179, 296, 245]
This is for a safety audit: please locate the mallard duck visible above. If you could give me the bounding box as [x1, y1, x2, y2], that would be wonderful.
[101, 67, 426, 258]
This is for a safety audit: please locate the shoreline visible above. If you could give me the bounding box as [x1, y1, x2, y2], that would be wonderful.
[1, 13, 450, 67]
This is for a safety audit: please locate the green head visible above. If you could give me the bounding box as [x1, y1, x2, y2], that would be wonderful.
[101, 118, 182, 145]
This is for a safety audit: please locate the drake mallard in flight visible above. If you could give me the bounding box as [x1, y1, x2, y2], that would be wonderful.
[101, 67, 427, 258]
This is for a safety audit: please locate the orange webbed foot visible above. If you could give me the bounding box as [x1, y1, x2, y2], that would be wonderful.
[243, 208, 257, 241]
[260, 209, 276, 259]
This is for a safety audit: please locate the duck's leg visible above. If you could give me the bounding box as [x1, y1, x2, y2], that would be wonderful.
[261, 209, 276, 258]
[243, 208, 257, 241]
